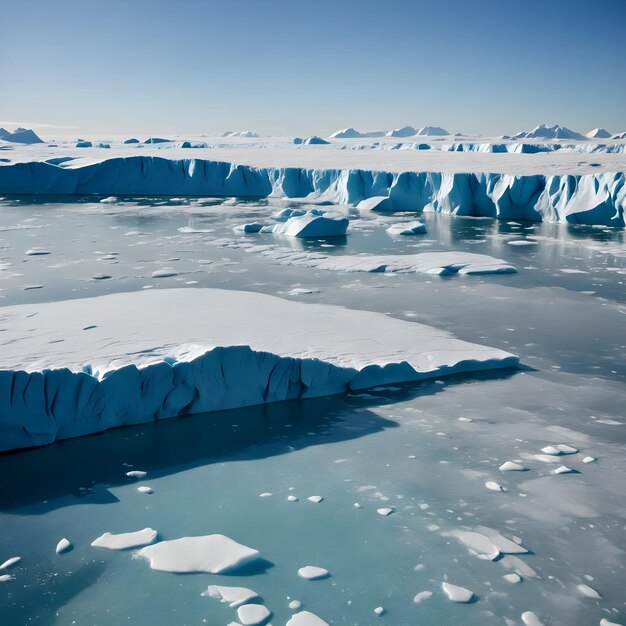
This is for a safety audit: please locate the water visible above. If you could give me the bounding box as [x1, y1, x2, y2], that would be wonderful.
[0, 197, 625, 625]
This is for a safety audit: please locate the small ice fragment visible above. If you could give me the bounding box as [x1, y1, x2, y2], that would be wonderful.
[91, 528, 158, 550]
[126, 470, 147, 479]
[485, 481, 505, 491]
[521, 611, 546, 626]
[56, 538, 72, 554]
[25, 248, 51, 256]
[444, 530, 500, 560]
[137, 534, 260, 573]
[577, 583, 602, 599]
[137, 486, 153, 494]
[23, 284, 43, 290]
[503, 573, 522, 583]
[441, 582, 474, 603]
[289, 600, 302, 610]
[287, 495, 299, 502]
[287, 611, 329, 626]
[583, 456, 596, 463]
[298, 566, 330, 580]
[151, 269, 178, 278]
[553, 466, 574, 475]
[204, 585, 259, 608]
[600, 619, 624, 626]
[541, 446, 561, 455]
[377, 507, 394, 516]
[354, 503, 362, 508]
[0, 557, 21, 570]
[0, 574, 12, 582]
[234, 223, 264, 234]
[92, 274, 111, 280]
[236, 603, 271, 625]
[413, 591, 432, 603]
[374, 607, 385, 615]
[386, 221, 428, 236]
[499, 461, 525, 471]
[556, 444, 578, 454]
[307, 496, 323, 503]
[259, 492, 273, 497]
[458, 417, 473, 422]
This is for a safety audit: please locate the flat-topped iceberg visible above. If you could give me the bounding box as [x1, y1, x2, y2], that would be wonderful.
[0, 156, 622, 226]
[0, 288, 517, 450]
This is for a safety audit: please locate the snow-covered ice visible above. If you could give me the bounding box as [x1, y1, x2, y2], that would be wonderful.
[91, 528, 158, 550]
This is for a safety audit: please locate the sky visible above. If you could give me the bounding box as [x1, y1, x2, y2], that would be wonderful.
[1, 0, 625, 137]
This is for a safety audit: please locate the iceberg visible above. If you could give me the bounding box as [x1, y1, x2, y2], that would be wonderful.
[329, 127, 385, 139]
[586, 128, 612, 139]
[271, 212, 349, 237]
[386, 126, 417, 138]
[415, 126, 449, 136]
[302, 136, 330, 145]
[0, 127, 44, 144]
[0, 288, 517, 450]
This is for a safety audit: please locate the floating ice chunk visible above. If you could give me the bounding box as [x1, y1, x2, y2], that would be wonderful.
[357, 196, 393, 212]
[234, 223, 264, 234]
[521, 611, 546, 626]
[600, 619, 624, 626]
[541, 446, 561, 455]
[307, 496, 323, 503]
[444, 530, 500, 559]
[151, 269, 178, 278]
[297, 566, 329, 580]
[137, 486, 153, 494]
[273, 208, 306, 222]
[56, 538, 72, 554]
[577, 583, 602, 599]
[287, 495, 299, 502]
[91, 528, 158, 550]
[386, 221, 428, 236]
[474, 528, 528, 554]
[499, 461, 525, 471]
[374, 607, 385, 615]
[485, 481, 505, 491]
[289, 600, 302, 610]
[556, 444, 578, 454]
[137, 534, 260, 574]
[273, 213, 349, 238]
[499, 555, 538, 578]
[25, 248, 51, 256]
[92, 274, 112, 280]
[23, 284, 44, 290]
[0, 574, 12, 582]
[583, 456, 596, 463]
[126, 470, 147, 479]
[553, 466, 575, 475]
[413, 591, 432, 603]
[260, 492, 272, 497]
[0, 556, 21, 570]
[441, 582, 474, 603]
[504, 573, 522, 583]
[533, 454, 562, 463]
[507, 240, 537, 246]
[287, 611, 329, 626]
[377, 507, 394, 516]
[236, 604, 271, 625]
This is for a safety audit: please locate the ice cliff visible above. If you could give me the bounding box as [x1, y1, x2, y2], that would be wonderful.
[0, 156, 623, 226]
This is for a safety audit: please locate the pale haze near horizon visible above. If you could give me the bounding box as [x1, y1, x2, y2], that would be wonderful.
[1, 0, 625, 137]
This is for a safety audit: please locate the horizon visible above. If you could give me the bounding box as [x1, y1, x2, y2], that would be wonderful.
[1, 0, 625, 136]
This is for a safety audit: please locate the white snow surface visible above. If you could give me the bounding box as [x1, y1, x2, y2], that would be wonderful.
[287, 611, 329, 626]
[0, 288, 517, 450]
[91, 528, 158, 550]
[137, 534, 260, 574]
[204, 585, 259, 608]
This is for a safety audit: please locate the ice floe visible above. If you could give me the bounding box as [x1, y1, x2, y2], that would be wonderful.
[204, 584, 260, 608]
[441, 582, 474, 603]
[137, 534, 260, 574]
[297, 566, 329, 580]
[236, 604, 271, 625]
[499, 461, 525, 471]
[91, 528, 158, 550]
[577, 583, 602, 599]
[386, 221, 428, 236]
[0, 556, 21, 570]
[0, 288, 517, 450]
[286, 611, 329, 626]
[55, 538, 72, 554]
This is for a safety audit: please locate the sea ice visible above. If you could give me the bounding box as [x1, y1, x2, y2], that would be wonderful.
[91, 528, 158, 550]
[307, 496, 323, 503]
[236, 604, 271, 625]
[0, 556, 21, 570]
[413, 591, 432, 603]
[521, 611, 546, 626]
[386, 221, 428, 236]
[377, 507, 394, 516]
[137, 534, 260, 574]
[485, 481, 505, 491]
[286, 611, 329, 626]
[499, 461, 525, 471]
[137, 486, 153, 494]
[553, 466, 575, 475]
[443, 530, 500, 560]
[297, 566, 329, 580]
[126, 470, 147, 478]
[272, 213, 349, 238]
[504, 573, 522, 583]
[577, 583, 602, 599]
[583, 456, 597, 463]
[441, 582, 474, 603]
[204, 584, 260, 607]
[0, 574, 12, 582]
[55, 538, 72, 554]
[234, 223, 264, 233]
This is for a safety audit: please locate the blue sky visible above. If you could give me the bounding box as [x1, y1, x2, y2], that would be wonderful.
[1, 0, 625, 136]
